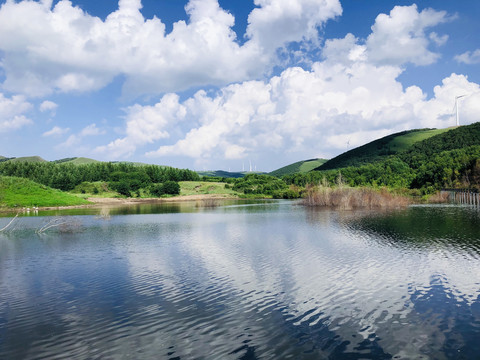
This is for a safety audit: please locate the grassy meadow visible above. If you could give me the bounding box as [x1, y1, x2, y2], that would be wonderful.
[179, 181, 240, 197]
[0, 176, 90, 209]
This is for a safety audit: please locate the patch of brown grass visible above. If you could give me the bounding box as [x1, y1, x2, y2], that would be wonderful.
[196, 198, 220, 208]
[427, 191, 450, 203]
[302, 185, 410, 210]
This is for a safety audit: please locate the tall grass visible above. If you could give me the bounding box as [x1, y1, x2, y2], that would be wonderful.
[426, 191, 450, 203]
[303, 185, 410, 210]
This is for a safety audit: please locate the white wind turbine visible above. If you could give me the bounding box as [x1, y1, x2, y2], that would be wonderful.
[454, 94, 467, 126]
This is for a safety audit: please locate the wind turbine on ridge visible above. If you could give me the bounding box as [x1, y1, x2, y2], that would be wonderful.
[454, 94, 467, 126]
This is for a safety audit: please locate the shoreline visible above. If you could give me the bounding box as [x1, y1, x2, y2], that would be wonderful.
[0, 194, 241, 214]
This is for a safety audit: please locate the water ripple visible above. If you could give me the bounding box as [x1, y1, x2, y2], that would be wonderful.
[1, 205, 480, 359]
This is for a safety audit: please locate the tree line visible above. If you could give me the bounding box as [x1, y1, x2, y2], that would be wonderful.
[0, 161, 199, 193]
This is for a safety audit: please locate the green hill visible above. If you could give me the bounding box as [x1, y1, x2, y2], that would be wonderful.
[285, 123, 480, 191]
[400, 123, 480, 163]
[270, 158, 327, 177]
[315, 128, 452, 171]
[0, 176, 91, 208]
[53, 157, 100, 165]
[8, 156, 47, 163]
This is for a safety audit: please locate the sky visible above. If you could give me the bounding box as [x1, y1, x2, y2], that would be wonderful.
[0, 0, 479, 172]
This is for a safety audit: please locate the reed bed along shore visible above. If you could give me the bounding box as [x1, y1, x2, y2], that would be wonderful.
[302, 185, 410, 210]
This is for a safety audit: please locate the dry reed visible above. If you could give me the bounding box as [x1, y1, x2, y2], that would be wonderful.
[427, 191, 450, 203]
[197, 198, 220, 208]
[302, 185, 410, 210]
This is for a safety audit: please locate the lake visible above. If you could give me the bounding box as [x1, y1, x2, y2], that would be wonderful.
[1, 200, 479, 359]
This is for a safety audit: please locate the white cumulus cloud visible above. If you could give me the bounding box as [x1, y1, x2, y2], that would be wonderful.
[98, 63, 479, 170]
[94, 93, 186, 159]
[454, 49, 480, 64]
[57, 123, 105, 149]
[0, 0, 341, 98]
[39, 100, 58, 113]
[366, 4, 450, 66]
[246, 0, 342, 53]
[0, 93, 33, 132]
[42, 126, 70, 137]
[92, 4, 478, 170]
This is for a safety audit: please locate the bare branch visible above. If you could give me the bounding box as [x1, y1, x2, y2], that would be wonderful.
[36, 216, 82, 234]
[0, 213, 19, 233]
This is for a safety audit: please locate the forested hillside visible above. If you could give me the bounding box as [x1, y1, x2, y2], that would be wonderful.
[285, 123, 480, 193]
[315, 128, 451, 171]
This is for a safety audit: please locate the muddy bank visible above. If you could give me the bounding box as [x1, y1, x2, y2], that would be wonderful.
[0, 194, 240, 214]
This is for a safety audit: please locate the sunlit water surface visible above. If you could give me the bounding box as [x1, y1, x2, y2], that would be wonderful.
[1, 201, 480, 359]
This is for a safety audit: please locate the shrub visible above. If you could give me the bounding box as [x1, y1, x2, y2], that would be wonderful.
[149, 183, 165, 197]
[162, 181, 180, 195]
[149, 181, 180, 197]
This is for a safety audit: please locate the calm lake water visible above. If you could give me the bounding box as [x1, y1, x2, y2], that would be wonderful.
[1, 201, 479, 359]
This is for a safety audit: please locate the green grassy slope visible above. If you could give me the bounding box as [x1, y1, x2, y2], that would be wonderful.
[0, 176, 91, 208]
[8, 156, 47, 163]
[63, 157, 100, 165]
[315, 128, 452, 171]
[270, 158, 327, 177]
[400, 123, 480, 162]
[179, 181, 240, 196]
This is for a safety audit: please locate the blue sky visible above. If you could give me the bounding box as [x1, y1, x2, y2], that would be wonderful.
[0, 0, 479, 171]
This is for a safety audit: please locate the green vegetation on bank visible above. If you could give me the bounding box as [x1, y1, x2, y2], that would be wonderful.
[0, 161, 202, 207]
[232, 174, 300, 198]
[0, 176, 90, 208]
[1, 123, 478, 208]
[269, 158, 327, 177]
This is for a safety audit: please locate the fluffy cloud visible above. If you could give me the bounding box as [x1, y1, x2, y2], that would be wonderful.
[0, 93, 33, 132]
[80, 123, 105, 136]
[39, 100, 58, 113]
[57, 123, 104, 149]
[0, 0, 341, 97]
[94, 93, 186, 158]
[246, 0, 342, 53]
[100, 62, 479, 169]
[42, 126, 70, 137]
[322, 5, 450, 68]
[92, 4, 477, 170]
[366, 5, 450, 66]
[455, 49, 480, 64]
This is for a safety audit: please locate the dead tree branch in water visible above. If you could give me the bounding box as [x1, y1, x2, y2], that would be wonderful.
[0, 213, 19, 233]
[36, 216, 82, 234]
